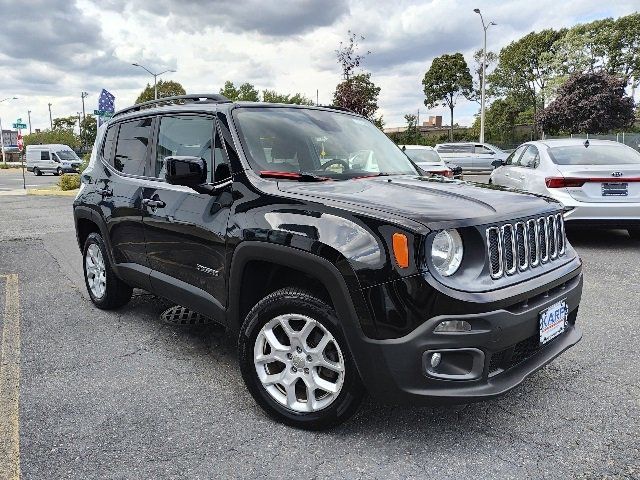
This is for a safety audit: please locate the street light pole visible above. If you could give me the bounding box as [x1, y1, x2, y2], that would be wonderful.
[27, 110, 32, 135]
[48, 103, 53, 129]
[474, 8, 496, 145]
[0, 96, 18, 164]
[80, 92, 89, 149]
[132, 63, 176, 100]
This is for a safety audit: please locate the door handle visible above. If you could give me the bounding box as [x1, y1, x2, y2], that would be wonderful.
[99, 188, 113, 197]
[505, 172, 510, 177]
[142, 198, 166, 209]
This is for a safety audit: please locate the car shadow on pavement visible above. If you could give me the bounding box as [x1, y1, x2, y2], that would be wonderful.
[566, 227, 637, 249]
[127, 294, 580, 438]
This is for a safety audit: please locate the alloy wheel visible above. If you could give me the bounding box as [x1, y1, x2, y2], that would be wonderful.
[85, 243, 107, 299]
[253, 314, 345, 413]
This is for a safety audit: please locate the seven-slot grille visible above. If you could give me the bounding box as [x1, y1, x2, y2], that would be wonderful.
[486, 213, 566, 279]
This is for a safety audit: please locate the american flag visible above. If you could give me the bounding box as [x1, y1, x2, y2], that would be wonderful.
[98, 89, 115, 126]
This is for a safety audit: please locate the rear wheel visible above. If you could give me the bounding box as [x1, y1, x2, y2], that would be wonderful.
[628, 228, 640, 241]
[34, 167, 41, 176]
[83, 232, 132, 309]
[238, 288, 364, 430]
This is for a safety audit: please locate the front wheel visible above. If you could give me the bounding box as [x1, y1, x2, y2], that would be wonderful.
[238, 288, 364, 430]
[628, 228, 640, 241]
[83, 232, 132, 309]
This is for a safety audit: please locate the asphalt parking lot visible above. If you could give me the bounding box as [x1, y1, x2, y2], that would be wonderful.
[0, 168, 60, 195]
[0, 193, 638, 479]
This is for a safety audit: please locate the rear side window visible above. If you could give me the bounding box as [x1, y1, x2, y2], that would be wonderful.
[155, 115, 214, 180]
[113, 118, 153, 176]
[40, 151, 50, 160]
[101, 125, 118, 162]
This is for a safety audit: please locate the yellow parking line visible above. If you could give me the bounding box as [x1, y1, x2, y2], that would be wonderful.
[0, 274, 21, 480]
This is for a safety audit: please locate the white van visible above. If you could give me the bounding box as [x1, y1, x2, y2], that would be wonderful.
[26, 144, 82, 176]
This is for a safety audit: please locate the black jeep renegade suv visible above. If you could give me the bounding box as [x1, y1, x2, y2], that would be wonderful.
[73, 95, 583, 429]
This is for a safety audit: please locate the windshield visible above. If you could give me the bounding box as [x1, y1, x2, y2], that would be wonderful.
[56, 150, 80, 161]
[404, 149, 442, 164]
[234, 107, 419, 179]
[549, 144, 640, 165]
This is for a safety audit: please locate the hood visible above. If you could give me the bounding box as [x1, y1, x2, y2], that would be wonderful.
[277, 175, 560, 229]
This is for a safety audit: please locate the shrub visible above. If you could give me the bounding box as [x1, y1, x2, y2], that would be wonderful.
[59, 174, 81, 191]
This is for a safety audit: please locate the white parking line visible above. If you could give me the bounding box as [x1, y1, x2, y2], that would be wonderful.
[0, 274, 21, 480]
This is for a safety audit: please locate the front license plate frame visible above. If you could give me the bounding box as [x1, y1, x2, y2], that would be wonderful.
[539, 299, 568, 345]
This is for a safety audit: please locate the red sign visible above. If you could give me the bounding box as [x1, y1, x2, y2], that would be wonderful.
[17, 131, 23, 151]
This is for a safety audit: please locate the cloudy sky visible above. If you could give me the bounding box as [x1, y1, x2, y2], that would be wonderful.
[0, 0, 638, 133]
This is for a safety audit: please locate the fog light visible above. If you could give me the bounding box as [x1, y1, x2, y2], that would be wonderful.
[434, 320, 472, 333]
[430, 352, 441, 368]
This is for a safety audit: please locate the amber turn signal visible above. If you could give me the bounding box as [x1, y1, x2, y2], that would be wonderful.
[392, 233, 409, 268]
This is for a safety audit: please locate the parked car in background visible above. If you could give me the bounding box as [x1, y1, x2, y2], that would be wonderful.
[400, 145, 462, 179]
[26, 144, 82, 176]
[489, 139, 640, 240]
[435, 142, 508, 172]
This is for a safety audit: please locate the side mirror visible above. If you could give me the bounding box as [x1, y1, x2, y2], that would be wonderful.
[491, 159, 504, 169]
[164, 156, 207, 187]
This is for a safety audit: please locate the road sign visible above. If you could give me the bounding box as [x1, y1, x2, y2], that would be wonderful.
[94, 110, 113, 117]
[12, 123, 27, 129]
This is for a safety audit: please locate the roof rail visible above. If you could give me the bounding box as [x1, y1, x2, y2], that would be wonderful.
[318, 104, 355, 114]
[111, 94, 231, 120]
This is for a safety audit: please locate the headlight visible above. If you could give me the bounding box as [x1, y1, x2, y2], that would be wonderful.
[431, 229, 463, 276]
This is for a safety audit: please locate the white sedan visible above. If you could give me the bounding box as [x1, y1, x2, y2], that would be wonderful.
[490, 139, 640, 240]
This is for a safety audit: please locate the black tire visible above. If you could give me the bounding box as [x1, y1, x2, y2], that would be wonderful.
[34, 167, 41, 176]
[238, 287, 364, 430]
[56, 167, 63, 176]
[628, 228, 640, 241]
[82, 232, 132, 309]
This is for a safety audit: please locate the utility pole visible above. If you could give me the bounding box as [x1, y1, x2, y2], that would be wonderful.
[77, 112, 82, 137]
[474, 8, 496, 145]
[27, 110, 32, 135]
[80, 92, 89, 149]
[48, 103, 53, 129]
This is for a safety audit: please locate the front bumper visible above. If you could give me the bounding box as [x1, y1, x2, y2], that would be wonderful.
[350, 267, 583, 405]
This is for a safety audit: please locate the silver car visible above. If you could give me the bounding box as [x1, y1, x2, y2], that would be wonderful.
[489, 139, 640, 240]
[435, 142, 508, 172]
[399, 145, 458, 178]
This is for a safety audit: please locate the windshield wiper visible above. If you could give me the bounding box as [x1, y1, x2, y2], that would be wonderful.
[259, 171, 330, 182]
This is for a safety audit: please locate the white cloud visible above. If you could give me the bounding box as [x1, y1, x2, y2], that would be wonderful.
[0, 0, 637, 133]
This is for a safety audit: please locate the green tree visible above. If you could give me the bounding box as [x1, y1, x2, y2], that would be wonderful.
[23, 129, 80, 149]
[52, 116, 77, 131]
[470, 48, 498, 103]
[135, 80, 186, 104]
[471, 95, 533, 144]
[490, 29, 566, 136]
[262, 89, 314, 105]
[80, 115, 97, 148]
[219, 81, 259, 101]
[537, 72, 635, 134]
[422, 53, 473, 140]
[333, 72, 381, 119]
[401, 114, 420, 144]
